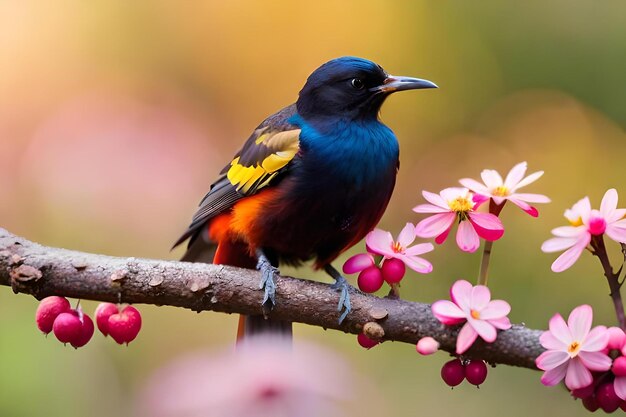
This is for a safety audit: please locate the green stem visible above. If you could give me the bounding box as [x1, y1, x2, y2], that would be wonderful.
[478, 240, 493, 286]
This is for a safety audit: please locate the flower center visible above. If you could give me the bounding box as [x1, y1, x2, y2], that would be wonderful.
[470, 309, 480, 320]
[567, 341, 581, 357]
[588, 216, 607, 236]
[493, 186, 509, 197]
[448, 197, 473, 213]
[569, 217, 583, 227]
[392, 241, 403, 253]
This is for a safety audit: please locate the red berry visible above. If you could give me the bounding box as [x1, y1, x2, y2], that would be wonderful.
[465, 360, 488, 386]
[620, 400, 626, 411]
[582, 395, 599, 412]
[71, 312, 94, 348]
[52, 308, 94, 348]
[596, 382, 621, 413]
[441, 359, 465, 387]
[108, 306, 142, 345]
[571, 383, 595, 399]
[357, 333, 379, 349]
[380, 258, 406, 284]
[613, 356, 626, 377]
[95, 303, 119, 336]
[36, 296, 70, 334]
[357, 266, 384, 293]
[52, 311, 83, 344]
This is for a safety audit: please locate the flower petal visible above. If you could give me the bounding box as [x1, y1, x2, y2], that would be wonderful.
[400, 254, 433, 274]
[459, 178, 489, 195]
[510, 192, 551, 204]
[487, 316, 511, 330]
[615, 376, 626, 401]
[415, 213, 456, 238]
[605, 221, 626, 244]
[435, 226, 452, 244]
[504, 162, 527, 189]
[541, 237, 578, 253]
[450, 280, 473, 311]
[581, 325, 609, 352]
[540, 330, 567, 350]
[567, 304, 592, 341]
[536, 350, 570, 371]
[456, 322, 478, 354]
[342, 253, 374, 274]
[480, 300, 511, 320]
[548, 313, 572, 346]
[578, 351, 612, 372]
[540, 362, 568, 386]
[431, 300, 466, 322]
[421, 190, 449, 209]
[468, 213, 504, 241]
[551, 226, 586, 238]
[550, 235, 590, 272]
[600, 188, 618, 218]
[514, 170, 544, 190]
[456, 220, 480, 253]
[468, 317, 497, 343]
[469, 285, 491, 311]
[404, 243, 434, 256]
[564, 357, 593, 390]
[480, 169, 503, 189]
[413, 203, 450, 214]
[508, 198, 539, 217]
[396, 223, 416, 248]
[365, 229, 394, 257]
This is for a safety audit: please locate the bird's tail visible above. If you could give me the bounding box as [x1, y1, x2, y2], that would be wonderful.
[212, 240, 292, 342]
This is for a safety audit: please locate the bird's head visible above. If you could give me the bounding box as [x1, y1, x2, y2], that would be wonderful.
[296, 56, 437, 121]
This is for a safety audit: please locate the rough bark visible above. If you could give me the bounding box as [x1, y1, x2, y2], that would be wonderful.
[0, 228, 543, 369]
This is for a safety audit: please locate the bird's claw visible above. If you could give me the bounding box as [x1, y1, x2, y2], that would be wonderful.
[257, 255, 278, 308]
[331, 275, 352, 324]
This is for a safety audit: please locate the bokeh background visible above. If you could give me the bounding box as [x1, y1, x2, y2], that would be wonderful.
[2, 1, 626, 416]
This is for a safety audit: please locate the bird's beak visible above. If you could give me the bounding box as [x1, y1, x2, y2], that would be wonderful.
[371, 75, 438, 93]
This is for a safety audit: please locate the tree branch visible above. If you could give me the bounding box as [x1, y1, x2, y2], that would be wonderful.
[0, 228, 543, 369]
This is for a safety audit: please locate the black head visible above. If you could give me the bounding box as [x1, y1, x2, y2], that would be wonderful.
[296, 56, 437, 121]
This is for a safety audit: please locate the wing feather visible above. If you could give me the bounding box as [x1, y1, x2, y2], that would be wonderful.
[173, 104, 300, 249]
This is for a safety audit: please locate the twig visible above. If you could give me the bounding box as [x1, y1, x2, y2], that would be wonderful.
[0, 228, 544, 369]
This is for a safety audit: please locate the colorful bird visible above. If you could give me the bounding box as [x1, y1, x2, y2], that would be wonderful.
[174, 56, 436, 337]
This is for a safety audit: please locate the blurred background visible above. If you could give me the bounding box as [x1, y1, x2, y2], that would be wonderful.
[2, 1, 626, 416]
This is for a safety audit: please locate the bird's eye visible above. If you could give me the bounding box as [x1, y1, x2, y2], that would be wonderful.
[351, 78, 365, 90]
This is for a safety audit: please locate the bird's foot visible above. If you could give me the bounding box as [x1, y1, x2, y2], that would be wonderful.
[325, 265, 352, 324]
[256, 250, 278, 309]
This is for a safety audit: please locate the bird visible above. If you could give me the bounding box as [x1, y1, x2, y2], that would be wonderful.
[173, 56, 437, 338]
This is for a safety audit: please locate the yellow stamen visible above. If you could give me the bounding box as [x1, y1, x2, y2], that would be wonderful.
[567, 341, 580, 356]
[569, 217, 583, 227]
[392, 242, 403, 253]
[470, 309, 480, 320]
[449, 197, 473, 213]
[493, 186, 509, 197]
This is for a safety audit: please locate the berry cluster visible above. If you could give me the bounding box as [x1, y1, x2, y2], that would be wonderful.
[440, 359, 488, 387]
[35, 296, 141, 348]
[355, 257, 406, 293]
[570, 327, 626, 413]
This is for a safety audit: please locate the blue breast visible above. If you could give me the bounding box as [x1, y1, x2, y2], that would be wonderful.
[288, 114, 399, 190]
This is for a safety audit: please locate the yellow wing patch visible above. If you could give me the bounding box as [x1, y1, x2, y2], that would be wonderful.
[226, 129, 300, 194]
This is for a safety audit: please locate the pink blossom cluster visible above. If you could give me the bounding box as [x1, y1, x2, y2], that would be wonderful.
[432, 280, 511, 354]
[414, 161, 549, 252]
[536, 305, 626, 412]
[343, 223, 434, 293]
[542, 189, 626, 272]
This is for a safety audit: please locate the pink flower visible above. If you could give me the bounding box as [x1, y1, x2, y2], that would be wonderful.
[541, 189, 626, 272]
[414, 187, 504, 253]
[431, 280, 512, 354]
[139, 336, 363, 417]
[364, 223, 434, 273]
[535, 305, 611, 390]
[459, 161, 550, 217]
[416, 337, 440, 355]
